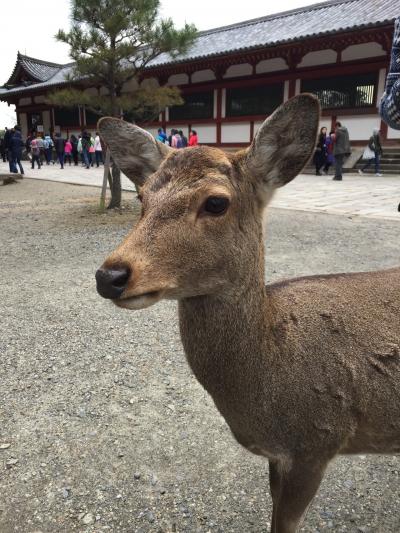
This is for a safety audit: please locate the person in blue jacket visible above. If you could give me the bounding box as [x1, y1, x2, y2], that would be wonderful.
[9, 126, 24, 175]
[379, 18, 400, 212]
[380, 18, 400, 130]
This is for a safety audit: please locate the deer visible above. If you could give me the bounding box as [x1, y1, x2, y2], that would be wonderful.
[95, 94, 400, 533]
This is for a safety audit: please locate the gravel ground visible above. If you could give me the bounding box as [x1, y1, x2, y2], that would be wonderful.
[1, 179, 399, 533]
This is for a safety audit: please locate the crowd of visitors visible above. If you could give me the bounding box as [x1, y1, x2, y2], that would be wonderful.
[313, 121, 384, 180]
[156, 128, 198, 147]
[0, 126, 199, 175]
[0, 128, 104, 173]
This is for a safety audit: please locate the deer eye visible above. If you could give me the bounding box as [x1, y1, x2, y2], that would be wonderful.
[202, 196, 230, 216]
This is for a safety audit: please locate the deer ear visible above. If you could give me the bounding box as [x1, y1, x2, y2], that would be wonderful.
[98, 118, 172, 188]
[243, 94, 320, 194]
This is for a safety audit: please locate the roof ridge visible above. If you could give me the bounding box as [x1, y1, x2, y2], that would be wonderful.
[17, 52, 69, 69]
[197, 0, 358, 36]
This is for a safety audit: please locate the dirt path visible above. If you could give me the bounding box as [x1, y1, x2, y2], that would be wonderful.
[1, 179, 399, 533]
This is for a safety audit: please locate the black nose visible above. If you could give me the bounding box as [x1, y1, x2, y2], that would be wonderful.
[95, 267, 130, 299]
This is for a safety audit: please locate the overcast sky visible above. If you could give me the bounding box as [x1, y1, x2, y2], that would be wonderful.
[0, 0, 324, 126]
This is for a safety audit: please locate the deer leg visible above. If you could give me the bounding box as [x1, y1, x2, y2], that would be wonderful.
[273, 459, 327, 533]
[268, 460, 282, 533]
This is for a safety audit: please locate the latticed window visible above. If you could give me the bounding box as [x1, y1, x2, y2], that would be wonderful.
[226, 83, 284, 117]
[301, 73, 377, 109]
[169, 91, 214, 120]
[54, 107, 80, 127]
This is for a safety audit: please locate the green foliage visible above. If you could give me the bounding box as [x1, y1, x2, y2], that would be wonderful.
[47, 85, 183, 123]
[53, 0, 197, 118]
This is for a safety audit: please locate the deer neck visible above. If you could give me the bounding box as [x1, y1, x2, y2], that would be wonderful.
[178, 242, 273, 401]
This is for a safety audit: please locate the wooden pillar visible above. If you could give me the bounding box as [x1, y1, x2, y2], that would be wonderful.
[216, 87, 222, 146]
[288, 79, 296, 98]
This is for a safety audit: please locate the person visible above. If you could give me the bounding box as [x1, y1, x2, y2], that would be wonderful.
[168, 129, 176, 147]
[4, 127, 15, 172]
[36, 135, 45, 165]
[94, 132, 103, 167]
[179, 130, 188, 147]
[81, 131, 91, 169]
[64, 138, 73, 166]
[0, 136, 5, 162]
[70, 135, 79, 166]
[323, 130, 335, 175]
[30, 136, 41, 169]
[313, 127, 327, 175]
[358, 128, 383, 176]
[189, 130, 198, 147]
[10, 125, 24, 175]
[156, 128, 167, 143]
[171, 130, 183, 148]
[89, 134, 95, 166]
[43, 133, 54, 164]
[332, 121, 351, 181]
[378, 18, 400, 211]
[380, 18, 400, 130]
[54, 133, 65, 169]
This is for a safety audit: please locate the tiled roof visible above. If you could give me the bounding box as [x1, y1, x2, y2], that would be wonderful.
[6, 53, 67, 86]
[0, 0, 397, 98]
[148, 0, 399, 67]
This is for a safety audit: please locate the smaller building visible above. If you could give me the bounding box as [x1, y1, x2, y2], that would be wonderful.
[0, 0, 399, 148]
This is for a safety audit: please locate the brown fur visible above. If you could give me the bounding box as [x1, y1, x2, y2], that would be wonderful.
[97, 95, 400, 533]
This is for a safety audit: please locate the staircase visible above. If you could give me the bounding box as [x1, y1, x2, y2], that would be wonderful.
[303, 146, 400, 175]
[354, 147, 400, 175]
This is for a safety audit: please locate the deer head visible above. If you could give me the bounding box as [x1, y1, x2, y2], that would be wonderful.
[96, 94, 319, 310]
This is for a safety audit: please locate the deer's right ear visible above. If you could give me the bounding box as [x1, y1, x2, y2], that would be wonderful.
[98, 118, 172, 187]
[239, 94, 320, 199]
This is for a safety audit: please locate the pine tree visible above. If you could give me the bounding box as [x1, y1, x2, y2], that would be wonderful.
[49, 0, 196, 208]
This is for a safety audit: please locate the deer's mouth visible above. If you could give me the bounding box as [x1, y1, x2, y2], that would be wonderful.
[114, 290, 164, 310]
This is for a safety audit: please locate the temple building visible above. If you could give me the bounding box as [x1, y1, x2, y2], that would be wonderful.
[0, 0, 399, 148]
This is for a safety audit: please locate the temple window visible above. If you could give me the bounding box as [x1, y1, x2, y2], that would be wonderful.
[301, 73, 377, 109]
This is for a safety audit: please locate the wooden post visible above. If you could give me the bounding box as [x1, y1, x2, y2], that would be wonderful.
[100, 149, 111, 211]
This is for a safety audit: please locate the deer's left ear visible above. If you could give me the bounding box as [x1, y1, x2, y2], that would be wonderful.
[98, 117, 172, 188]
[238, 94, 320, 194]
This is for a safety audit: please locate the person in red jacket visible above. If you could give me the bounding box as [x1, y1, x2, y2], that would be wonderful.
[188, 130, 198, 147]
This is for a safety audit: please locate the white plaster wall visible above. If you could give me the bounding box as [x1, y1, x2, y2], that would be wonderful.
[376, 68, 386, 108]
[336, 114, 381, 140]
[42, 110, 51, 133]
[141, 77, 159, 89]
[221, 89, 226, 118]
[167, 73, 189, 86]
[298, 49, 337, 68]
[283, 80, 289, 102]
[387, 127, 400, 139]
[256, 58, 288, 73]
[319, 119, 332, 132]
[19, 113, 28, 137]
[191, 124, 217, 144]
[224, 63, 252, 79]
[192, 69, 216, 83]
[144, 127, 160, 138]
[19, 97, 31, 106]
[295, 79, 301, 95]
[221, 122, 250, 143]
[122, 78, 139, 92]
[34, 95, 46, 104]
[342, 42, 386, 61]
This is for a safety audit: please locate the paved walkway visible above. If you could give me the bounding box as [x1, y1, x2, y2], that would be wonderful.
[1, 161, 399, 220]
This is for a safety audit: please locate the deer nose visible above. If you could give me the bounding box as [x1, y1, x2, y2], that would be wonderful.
[95, 266, 130, 299]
